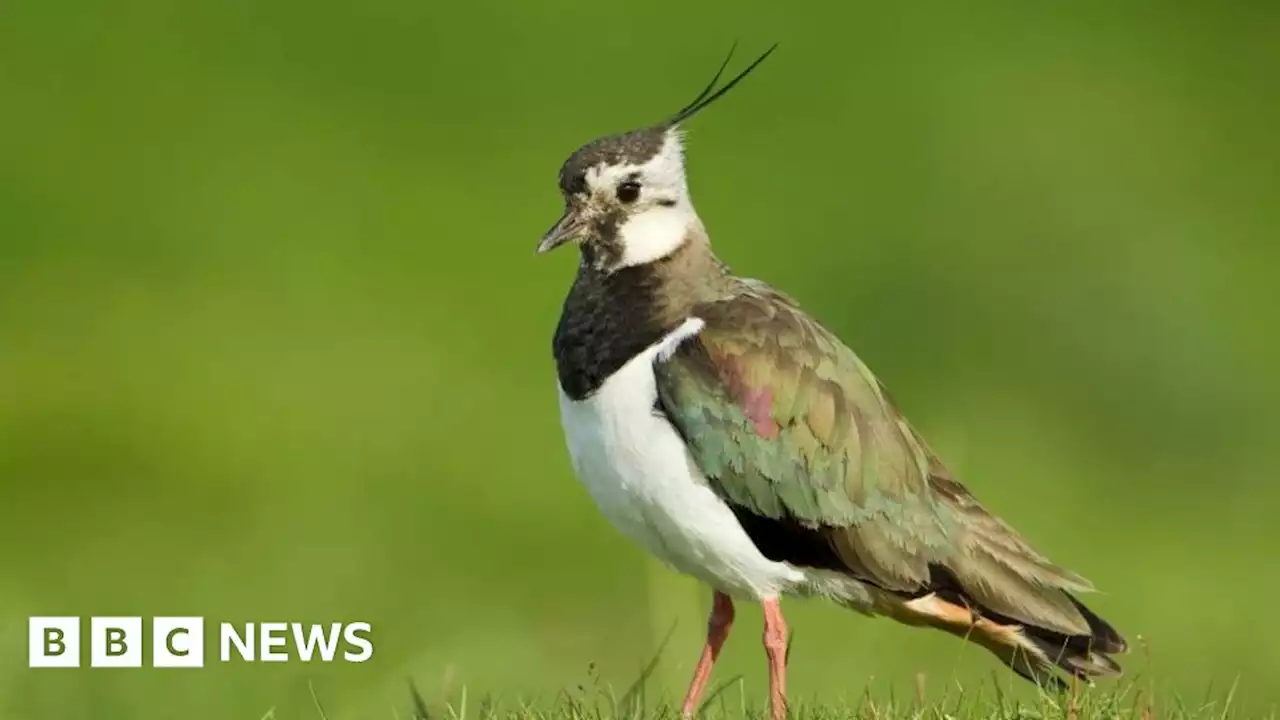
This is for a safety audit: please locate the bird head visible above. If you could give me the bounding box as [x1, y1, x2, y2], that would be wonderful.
[537, 44, 778, 272]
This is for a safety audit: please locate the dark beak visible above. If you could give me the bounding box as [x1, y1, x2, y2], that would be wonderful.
[536, 208, 585, 255]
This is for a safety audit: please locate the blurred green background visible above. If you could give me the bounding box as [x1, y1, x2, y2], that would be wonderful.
[2, 0, 1278, 717]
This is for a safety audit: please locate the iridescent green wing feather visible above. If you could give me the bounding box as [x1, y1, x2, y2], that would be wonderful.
[655, 281, 1099, 639]
[654, 280, 955, 592]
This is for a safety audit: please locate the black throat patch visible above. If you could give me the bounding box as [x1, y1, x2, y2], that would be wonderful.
[552, 259, 678, 401]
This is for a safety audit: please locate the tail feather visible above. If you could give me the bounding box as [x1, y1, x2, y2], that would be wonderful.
[888, 592, 1126, 690]
[1066, 593, 1128, 654]
[912, 469, 1126, 685]
[948, 548, 1092, 637]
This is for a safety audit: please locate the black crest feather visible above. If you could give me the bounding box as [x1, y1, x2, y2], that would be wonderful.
[555, 43, 779, 195]
[667, 42, 779, 126]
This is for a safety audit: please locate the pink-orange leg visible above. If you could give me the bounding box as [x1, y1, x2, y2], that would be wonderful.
[680, 592, 735, 718]
[762, 598, 789, 720]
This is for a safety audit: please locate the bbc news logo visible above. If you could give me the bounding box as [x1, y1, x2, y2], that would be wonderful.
[28, 617, 373, 668]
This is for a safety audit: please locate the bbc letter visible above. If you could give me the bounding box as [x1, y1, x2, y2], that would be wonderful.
[153, 617, 204, 668]
[91, 617, 142, 667]
[28, 617, 80, 668]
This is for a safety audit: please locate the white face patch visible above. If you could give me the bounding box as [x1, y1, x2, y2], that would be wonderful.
[584, 129, 701, 269]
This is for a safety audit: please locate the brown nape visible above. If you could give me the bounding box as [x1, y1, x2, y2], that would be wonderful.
[649, 227, 734, 322]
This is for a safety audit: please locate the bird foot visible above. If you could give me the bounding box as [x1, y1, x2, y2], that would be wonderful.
[680, 592, 736, 718]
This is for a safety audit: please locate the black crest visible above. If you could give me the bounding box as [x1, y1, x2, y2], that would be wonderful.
[666, 42, 780, 126]
[557, 43, 779, 196]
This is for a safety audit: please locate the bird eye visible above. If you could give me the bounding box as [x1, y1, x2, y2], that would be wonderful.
[616, 181, 641, 204]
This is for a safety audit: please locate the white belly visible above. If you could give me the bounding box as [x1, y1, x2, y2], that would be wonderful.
[556, 317, 805, 600]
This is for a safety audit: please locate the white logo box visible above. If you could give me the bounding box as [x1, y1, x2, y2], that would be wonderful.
[28, 617, 205, 668]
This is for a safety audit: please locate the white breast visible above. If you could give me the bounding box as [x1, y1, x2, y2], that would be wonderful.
[556, 317, 805, 600]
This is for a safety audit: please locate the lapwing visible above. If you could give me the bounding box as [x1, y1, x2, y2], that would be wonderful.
[538, 45, 1126, 720]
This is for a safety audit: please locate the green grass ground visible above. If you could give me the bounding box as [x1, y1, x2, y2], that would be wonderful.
[260, 630, 1264, 720]
[289, 669, 1256, 720]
